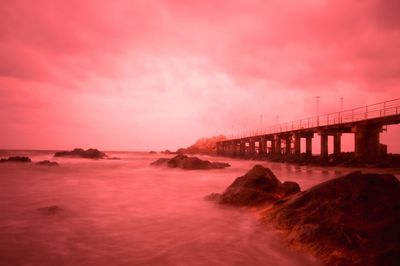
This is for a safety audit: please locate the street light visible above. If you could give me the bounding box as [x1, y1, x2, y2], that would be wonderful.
[340, 97, 344, 111]
[338, 97, 344, 123]
[316, 96, 320, 126]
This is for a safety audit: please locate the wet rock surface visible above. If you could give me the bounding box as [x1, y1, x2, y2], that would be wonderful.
[0, 156, 32, 163]
[264, 171, 400, 266]
[151, 154, 230, 170]
[35, 160, 59, 166]
[209, 165, 300, 206]
[54, 148, 107, 159]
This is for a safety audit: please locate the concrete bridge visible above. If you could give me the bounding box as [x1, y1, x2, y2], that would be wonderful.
[216, 98, 400, 162]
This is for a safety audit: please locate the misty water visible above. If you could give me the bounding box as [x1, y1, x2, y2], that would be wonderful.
[1, 151, 398, 265]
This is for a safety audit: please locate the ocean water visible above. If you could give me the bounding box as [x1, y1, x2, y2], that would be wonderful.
[1, 150, 397, 266]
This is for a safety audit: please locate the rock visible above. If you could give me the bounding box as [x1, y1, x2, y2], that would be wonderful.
[161, 149, 175, 154]
[150, 158, 169, 166]
[35, 160, 59, 166]
[216, 165, 300, 206]
[149, 151, 157, 154]
[204, 193, 222, 202]
[264, 171, 400, 266]
[106, 157, 121, 160]
[37, 205, 63, 215]
[150, 154, 230, 170]
[0, 156, 32, 163]
[54, 148, 107, 159]
[176, 135, 226, 155]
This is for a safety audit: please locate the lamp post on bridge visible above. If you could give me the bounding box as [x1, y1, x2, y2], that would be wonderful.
[316, 96, 320, 126]
[340, 97, 344, 123]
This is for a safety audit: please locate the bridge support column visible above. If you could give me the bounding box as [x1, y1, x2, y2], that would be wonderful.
[274, 135, 281, 155]
[285, 135, 291, 155]
[306, 136, 312, 156]
[229, 141, 235, 156]
[320, 133, 328, 159]
[334, 133, 341, 155]
[259, 137, 266, 157]
[294, 134, 301, 156]
[234, 141, 239, 157]
[240, 141, 245, 157]
[354, 125, 382, 162]
[249, 140, 256, 157]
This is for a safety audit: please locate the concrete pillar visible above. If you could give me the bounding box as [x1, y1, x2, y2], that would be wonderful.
[259, 137, 266, 157]
[249, 140, 256, 156]
[294, 134, 301, 156]
[354, 125, 382, 162]
[240, 141, 246, 157]
[285, 135, 291, 155]
[320, 133, 328, 159]
[306, 136, 312, 156]
[228, 142, 233, 156]
[274, 135, 281, 155]
[333, 133, 341, 155]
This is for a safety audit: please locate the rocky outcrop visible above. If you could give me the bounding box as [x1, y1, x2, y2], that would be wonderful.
[0, 156, 32, 163]
[35, 160, 59, 166]
[54, 148, 107, 159]
[208, 165, 300, 206]
[161, 149, 176, 154]
[177, 135, 226, 155]
[264, 171, 400, 266]
[151, 154, 230, 170]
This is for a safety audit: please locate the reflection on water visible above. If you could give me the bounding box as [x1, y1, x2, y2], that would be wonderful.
[1, 150, 387, 265]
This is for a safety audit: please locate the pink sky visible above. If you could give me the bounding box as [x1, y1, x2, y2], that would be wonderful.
[0, 0, 399, 151]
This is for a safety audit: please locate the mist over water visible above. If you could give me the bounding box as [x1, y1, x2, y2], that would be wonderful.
[2, 151, 394, 266]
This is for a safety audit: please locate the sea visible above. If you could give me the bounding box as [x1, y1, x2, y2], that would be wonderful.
[1, 150, 398, 266]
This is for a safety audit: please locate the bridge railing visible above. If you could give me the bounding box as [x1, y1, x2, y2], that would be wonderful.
[230, 98, 400, 140]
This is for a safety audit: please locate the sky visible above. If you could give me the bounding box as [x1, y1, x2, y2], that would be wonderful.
[0, 0, 399, 151]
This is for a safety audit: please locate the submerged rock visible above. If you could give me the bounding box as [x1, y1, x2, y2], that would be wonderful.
[0, 156, 32, 163]
[35, 160, 59, 167]
[54, 148, 107, 159]
[209, 165, 300, 206]
[161, 149, 176, 154]
[264, 171, 400, 266]
[151, 154, 230, 170]
[37, 205, 63, 215]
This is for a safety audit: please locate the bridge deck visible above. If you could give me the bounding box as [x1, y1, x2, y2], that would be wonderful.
[222, 98, 400, 142]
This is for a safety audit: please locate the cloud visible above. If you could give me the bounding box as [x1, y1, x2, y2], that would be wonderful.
[0, 0, 399, 150]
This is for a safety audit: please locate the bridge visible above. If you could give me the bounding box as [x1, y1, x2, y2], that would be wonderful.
[216, 98, 400, 162]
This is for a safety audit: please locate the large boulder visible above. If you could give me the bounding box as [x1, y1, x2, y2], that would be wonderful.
[264, 171, 400, 266]
[151, 154, 230, 170]
[211, 165, 300, 206]
[0, 156, 32, 163]
[54, 148, 107, 159]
